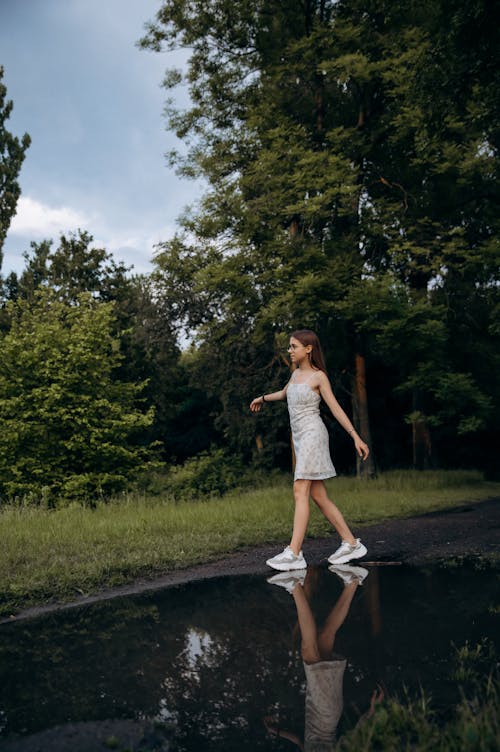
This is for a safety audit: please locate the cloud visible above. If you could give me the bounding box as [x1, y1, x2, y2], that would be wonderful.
[4, 194, 180, 277]
[92, 226, 178, 274]
[9, 196, 90, 238]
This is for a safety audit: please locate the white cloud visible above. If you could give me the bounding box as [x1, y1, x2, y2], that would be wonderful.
[4, 195, 180, 277]
[10, 196, 90, 238]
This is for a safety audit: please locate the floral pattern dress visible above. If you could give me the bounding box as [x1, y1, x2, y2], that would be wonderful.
[287, 373, 336, 481]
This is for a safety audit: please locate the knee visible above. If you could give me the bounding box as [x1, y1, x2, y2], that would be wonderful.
[311, 490, 328, 508]
[310, 481, 329, 506]
[301, 644, 321, 664]
[294, 489, 309, 505]
[293, 482, 310, 504]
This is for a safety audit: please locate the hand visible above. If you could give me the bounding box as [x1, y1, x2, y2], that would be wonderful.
[354, 435, 370, 461]
[263, 716, 278, 736]
[250, 396, 264, 412]
[369, 684, 385, 714]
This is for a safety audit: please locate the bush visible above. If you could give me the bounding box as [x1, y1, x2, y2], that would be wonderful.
[0, 291, 157, 506]
[162, 448, 251, 501]
[338, 640, 499, 752]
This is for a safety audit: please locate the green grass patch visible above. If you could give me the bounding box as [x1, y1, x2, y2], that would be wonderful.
[338, 639, 499, 752]
[1, 470, 498, 616]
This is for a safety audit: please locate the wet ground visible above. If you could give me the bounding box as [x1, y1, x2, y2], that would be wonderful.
[0, 498, 498, 752]
[4, 497, 499, 625]
[1, 559, 499, 751]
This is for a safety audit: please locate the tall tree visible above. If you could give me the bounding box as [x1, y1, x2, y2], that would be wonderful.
[337, 0, 500, 468]
[3, 230, 131, 305]
[143, 0, 500, 472]
[1, 231, 192, 462]
[143, 0, 382, 473]
[0, 66, 30, 264]
[2, 230, 203, 460]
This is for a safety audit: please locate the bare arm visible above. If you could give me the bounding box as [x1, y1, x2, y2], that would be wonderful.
[316, 372, 370, 460]
[263, 717, 303, 750]
[250, 383, 289, 412]
[355, 686, 385, 727]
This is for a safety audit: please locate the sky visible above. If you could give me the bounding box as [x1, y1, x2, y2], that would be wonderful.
[0, 0, 201, 276]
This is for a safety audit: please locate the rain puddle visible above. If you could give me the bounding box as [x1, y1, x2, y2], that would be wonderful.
[0, 561, 498, 751]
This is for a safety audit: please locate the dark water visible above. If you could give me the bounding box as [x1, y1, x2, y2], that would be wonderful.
[0, 561, 498, 751]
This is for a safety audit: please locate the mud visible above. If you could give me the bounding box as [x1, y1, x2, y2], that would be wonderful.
[3, 496, 499, 624]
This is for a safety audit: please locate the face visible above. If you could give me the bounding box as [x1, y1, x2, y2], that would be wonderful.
[287, 337, 312, 365]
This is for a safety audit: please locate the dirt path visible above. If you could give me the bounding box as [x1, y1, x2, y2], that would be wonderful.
[3, 497, 499, 624]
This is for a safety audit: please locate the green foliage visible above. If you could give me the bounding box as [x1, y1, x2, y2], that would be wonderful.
[142, 0, 500, 471]
[2, 229, 131, 306]
[338, 641, 499, 752]
[116, 275, 210, 463]
[0, 232, 195, 465]
[0, 290, 157, 505]
[0, 65, 31, 261]
[162, 448, 250, 500]
[1, 470, 497, 615]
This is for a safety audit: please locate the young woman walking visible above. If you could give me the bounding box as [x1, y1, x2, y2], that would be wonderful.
[250, 329, 370, 571]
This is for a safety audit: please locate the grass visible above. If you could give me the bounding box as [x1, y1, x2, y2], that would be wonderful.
[338, 676, 499, 752]
[1, 469, 499, 617]
[337, 640, 499, 752]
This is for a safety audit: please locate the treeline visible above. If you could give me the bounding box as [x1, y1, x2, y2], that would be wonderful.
[1, 0, 499, 503]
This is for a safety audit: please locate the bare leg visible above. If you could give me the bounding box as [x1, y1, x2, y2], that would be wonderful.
[293, 576, 359, 662]
[291, 582, 321, 663]
[317, 582, 358, 659]
[310, 480, 356, 545]
[290, 479, 312, 555]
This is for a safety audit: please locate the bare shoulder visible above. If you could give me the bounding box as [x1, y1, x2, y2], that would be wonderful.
[312, 369, 329, 388]
[316, 370, 336, 394]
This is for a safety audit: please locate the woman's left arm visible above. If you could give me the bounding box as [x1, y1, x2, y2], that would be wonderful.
[317, 372, 370, 461]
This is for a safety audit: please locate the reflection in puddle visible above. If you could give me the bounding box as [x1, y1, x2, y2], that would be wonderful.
[0, 562, 498, 751]
[265, 565, 383, 751]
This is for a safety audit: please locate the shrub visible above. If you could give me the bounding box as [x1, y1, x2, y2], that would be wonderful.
[163, 448, 251, 501]
[0, 291, 158, 506]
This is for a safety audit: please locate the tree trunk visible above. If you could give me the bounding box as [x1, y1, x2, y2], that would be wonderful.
[411, 390, 432, 469]
[352, 352, 376, 479]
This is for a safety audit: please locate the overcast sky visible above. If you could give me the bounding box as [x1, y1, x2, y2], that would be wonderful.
[0, 0, 201, 276]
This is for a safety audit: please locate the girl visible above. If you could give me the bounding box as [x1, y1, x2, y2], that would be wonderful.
[264, 565, 383, 752]
[250, 329, 369, 571]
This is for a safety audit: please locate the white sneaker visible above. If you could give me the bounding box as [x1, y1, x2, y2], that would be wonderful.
[329, 564, 369, 586]
[266, 546, 307, 571]
[267, 570, 306, 593]
[327, 538, 367, 565]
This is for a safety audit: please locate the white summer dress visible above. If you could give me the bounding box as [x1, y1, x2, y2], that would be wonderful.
[287, 372, 336, 481]
[304, 658, 347, 752]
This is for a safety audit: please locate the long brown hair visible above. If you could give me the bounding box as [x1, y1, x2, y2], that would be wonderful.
[290, 329, 328, 373]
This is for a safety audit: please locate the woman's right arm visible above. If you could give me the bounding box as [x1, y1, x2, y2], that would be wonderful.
[250, 384, 288, 412]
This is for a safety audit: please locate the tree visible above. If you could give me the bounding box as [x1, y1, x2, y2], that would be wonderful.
[0, 66, 31, 264]
[0, 291, 157, 504]
[143, 0, 500, 473]
[117, 274, 208, 461]
[336, 0, 500, 468]
[3, 230, 131, 305]
[0, 230, 200, 465]
[143, 0, 382, 473]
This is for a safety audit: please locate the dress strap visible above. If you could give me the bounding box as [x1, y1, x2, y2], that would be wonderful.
[291, 370, 317, 385]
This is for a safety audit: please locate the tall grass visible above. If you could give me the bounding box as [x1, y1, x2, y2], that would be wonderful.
[338, 639, 499, 752]
[1, 470, 498, 616]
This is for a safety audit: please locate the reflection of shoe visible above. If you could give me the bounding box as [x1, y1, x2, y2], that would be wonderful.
[266, 546, 307, 571]
[267, 570, 306, 592]
[329, 563, 369, 585]
[328, 538, 367, 565]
